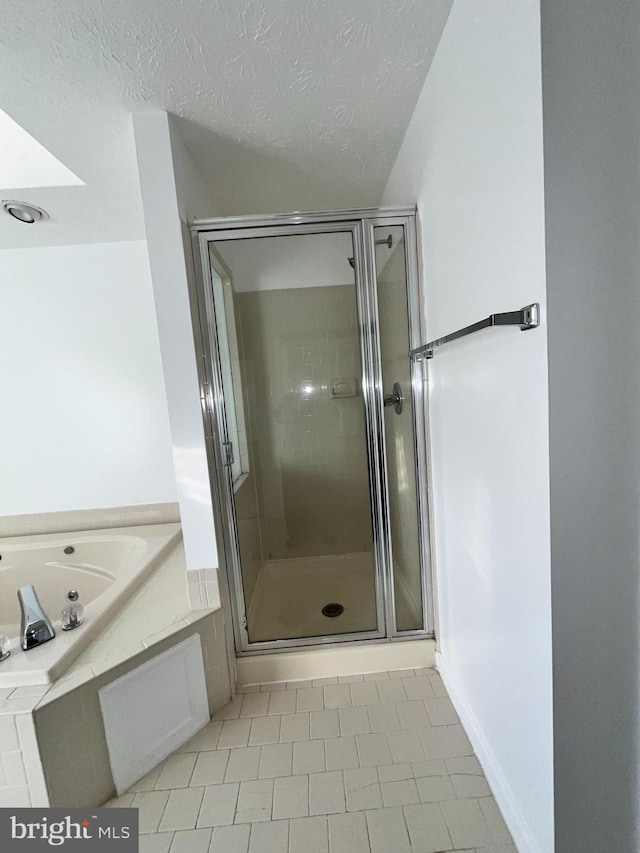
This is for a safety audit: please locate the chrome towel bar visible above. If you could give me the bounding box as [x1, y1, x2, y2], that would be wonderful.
[409, 303, 540, 360]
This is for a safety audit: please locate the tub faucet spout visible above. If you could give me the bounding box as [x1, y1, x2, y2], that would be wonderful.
[18, 585, 55, 650]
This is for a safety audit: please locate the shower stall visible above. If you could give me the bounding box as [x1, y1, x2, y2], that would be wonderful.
[190, 208, 432, 653]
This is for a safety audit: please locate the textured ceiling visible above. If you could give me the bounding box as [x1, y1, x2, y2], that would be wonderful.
[0, 0, 452, 248]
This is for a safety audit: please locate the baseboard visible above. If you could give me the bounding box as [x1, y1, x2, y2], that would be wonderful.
[238, 639, 436, 686]
[435, 651, 542, 853]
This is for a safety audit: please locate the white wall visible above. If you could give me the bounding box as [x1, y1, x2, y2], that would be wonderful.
[541, 1, 640, 850]
[0, 241, 177, 515]
[133, 111, 218, 573]
[383, 3, 552, 852]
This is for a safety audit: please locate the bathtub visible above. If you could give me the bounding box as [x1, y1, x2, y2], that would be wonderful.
[0, 523, 182, 688]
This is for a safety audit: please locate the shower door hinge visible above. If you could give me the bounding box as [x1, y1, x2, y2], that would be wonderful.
[222, 441, 234, 467]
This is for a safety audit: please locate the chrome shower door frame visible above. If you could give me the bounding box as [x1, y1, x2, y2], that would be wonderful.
[190, 208, 433, 654]
[363, 214, 434, 638]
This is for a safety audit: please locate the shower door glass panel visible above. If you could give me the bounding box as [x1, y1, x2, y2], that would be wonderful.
[210, 231, 378, 643]
[374, 224, 424, 631]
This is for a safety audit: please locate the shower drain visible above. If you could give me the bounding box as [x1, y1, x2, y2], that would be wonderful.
[322, 603, 344, 618]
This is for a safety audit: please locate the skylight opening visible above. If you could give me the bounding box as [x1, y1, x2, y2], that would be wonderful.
[0, 108, 84, 189]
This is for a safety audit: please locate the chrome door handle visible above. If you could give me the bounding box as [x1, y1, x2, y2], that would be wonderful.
[383, 382, 403, 415]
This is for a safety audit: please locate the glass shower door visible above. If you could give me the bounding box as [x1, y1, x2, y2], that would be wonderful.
[204, 226, 383, 647]
[372, 222, 428, 633]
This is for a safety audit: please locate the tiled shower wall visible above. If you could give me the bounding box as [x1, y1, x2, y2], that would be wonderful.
[237, 285, 372, 562]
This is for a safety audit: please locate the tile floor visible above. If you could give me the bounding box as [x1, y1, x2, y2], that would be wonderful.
[105, 668, 517, 853]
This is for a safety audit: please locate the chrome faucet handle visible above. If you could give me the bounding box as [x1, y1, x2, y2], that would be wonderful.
[18, 585, 55, 651]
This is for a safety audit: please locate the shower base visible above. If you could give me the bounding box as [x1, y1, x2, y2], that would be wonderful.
[247, 551, 419, 643]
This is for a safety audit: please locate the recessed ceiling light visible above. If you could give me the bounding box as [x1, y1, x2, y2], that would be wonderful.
[1, 200, 49, 224]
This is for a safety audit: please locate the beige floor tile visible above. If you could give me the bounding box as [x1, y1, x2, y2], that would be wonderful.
[412, 759, 448, 778]
[381, 779, 420, 807]
[134, 791, 171, 834]
[273, 773, 309, 819]
[309, 770, 346, 815]
[446, 755, 483, 775]
[355, 733, 392, 767]
[365, 806, 411, 853]
[279, 712, 310, 743]
[190, 750, 230, 787]
[344, 767, 382, 812]
[140, 833, 174, 853]
[289, 816, 328, 853]
[387, 730, 426, 764]
[364, 671, 390, 681]
[235, 778, 274, 823]
[378, 763, 412, 783]
[210, 824, 250, 853]
[415, 775, 456, 803]
[249, 715, 281, 746]
[248, 819, 289, 853]
[417, 725, 473, 760]
[169, 827, 212, 853]
[323, 684, 352, 709]
[129, 765, 163, 792]
[441, 797, 493, 848]
[376, 680, 407, 704]
[159, 787, 205, 832]
[367, 703, 402, 733]
[476, 846, 517, 853]
[324, 735, 359, 771]
[350, 682, 380, 707]
[338, 706, 370, 736]
[218, 719, 251, 749]
[259, 743, 293, 778]
[403, 802, 453, 852]
[451, 773, 491, 798]
[197, 783, 240, 828]
[268, 690, 297, 716]
[296, 687, 325, 712]
[403, 676, 436, 700]
[293, 739, 325, 775]
[213, 695, 243, 721]
[310, 709, 340, 740]
[240, 692, 270, 718]
[427, 672, 448, 698]
[155, 754, 197, 790]
[177, 722, 222, 753]
[327, 812, 370, 853]
[424, 697, 459, 726]
[396, 699, 431, 730]
[479, 796, 515, 845]
[224, 746, 261, 783]
[132, 668, 516, 853]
